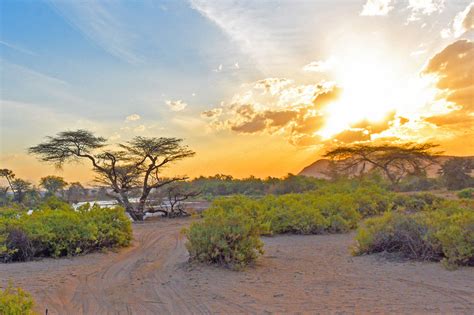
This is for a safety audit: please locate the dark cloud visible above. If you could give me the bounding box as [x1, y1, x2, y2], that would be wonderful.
[229, 106, 299, 133]
[291, 110, 325, 134]
[202, 78, 401, 147]
[216, 83, 342, 145]
[264, 110, 298, 127]
[201, 108, 222, 118]
[231, 115, 267, 133]
[234, 104, 256, 118]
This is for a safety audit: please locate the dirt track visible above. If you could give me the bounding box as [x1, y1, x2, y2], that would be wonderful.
[1, 218, 473, 314]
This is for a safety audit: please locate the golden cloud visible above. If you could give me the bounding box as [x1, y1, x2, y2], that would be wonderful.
[422, 39, 474, 126]
[201, 78, 346, 146]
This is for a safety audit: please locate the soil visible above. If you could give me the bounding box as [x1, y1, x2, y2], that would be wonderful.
[1, 218, 473, 314]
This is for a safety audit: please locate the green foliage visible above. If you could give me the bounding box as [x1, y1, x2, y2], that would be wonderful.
[256, 193, 361, 234]
[392, 193, 443, 212]
[354, 200, 474, 268]
[185, 183, 395, 269]
[184, 206, 264, 270]
[0, 283, 36, 315]
[457, 188, 474, 199]
[186, 173, 325, 198]
[39, 175, 68, 196]
[397, 175, 440, 192]
[0, 200, 132, 262]
[440, 158, 474, 190]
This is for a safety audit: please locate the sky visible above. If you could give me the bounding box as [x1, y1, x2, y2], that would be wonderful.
[0, 0, 473, 185]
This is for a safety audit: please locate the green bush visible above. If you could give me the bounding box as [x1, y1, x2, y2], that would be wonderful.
[0, 201, 132, 262]
[397, 175, 440, 192]
[354, 201, 474, 268]
[458, 188, 474, 199]
[0, 283, 36, 315]
[185, 182, 403, 269]
[392, 193, 443, 212]
[184, 206, 264, 270]
[185, 184, 395, 269]
[259, 193, 361, 234]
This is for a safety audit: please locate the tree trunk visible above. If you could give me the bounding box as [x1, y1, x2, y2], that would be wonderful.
[382, 167, 397, 187]
[119, 192, 143, 221]
[136, 188, 152, 217]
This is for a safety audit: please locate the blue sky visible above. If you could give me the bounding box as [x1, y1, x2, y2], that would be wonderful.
[1, 0, 473, 182]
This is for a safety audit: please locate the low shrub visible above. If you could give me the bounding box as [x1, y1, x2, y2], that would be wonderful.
[354, 202, 474, 268]
[0, 201, 132, 262]
[392, 193, 443, 212]
[184, 206, 264, 270]
[259, 193, 361, 234]
[397, 175, 440, 192]
[354, 212, 439, 261]
[458, 188, 474, 199]
[185, 185, 395, 269]
[0, 283, 36, 315]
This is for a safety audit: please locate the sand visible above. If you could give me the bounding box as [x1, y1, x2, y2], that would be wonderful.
[1, 218, 473, 314]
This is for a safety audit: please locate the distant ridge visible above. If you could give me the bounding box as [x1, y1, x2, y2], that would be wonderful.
[298, 156, 474, 179]
[298, 159, 332, 179]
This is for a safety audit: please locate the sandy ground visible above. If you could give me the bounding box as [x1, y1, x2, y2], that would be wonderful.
[1, 218, 473, 314]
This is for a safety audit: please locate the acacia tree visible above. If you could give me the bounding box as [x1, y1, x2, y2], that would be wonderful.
[0, 169, 15, 193]
[0, 169, 33, 203]
[152, 182, 200, 217]
[29, 130, 195, 220]
[10, 179, 32, 203]
[439, 157, 474, 190]
[40, 175, 68, 197]
[324, 143, 440, 186]
[66, 182, 87, 203]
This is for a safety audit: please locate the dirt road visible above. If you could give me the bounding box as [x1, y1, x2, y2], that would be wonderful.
[1, 218, 473, 314]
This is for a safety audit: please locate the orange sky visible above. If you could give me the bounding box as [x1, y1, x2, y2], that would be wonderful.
[1, 1, 473, 185]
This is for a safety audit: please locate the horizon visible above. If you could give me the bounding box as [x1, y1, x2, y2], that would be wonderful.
[1, 0, 473, 184]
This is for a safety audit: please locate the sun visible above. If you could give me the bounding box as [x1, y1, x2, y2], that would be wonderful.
[316, 48, 438, 140]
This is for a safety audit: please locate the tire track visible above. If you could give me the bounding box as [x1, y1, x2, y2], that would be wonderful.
[1, 219, 473, 314]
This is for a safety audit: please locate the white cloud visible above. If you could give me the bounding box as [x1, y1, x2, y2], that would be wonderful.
[410, 49, 427, 56]
[109, 133, 121, 141]
[212, 63, 241, 73]
[360, 0, 394, 16]
[254, 78, 294, 96]
[125, 114, 141, 122]
[213, 64, 223, 72]
[438, 2, 474, 38]
[302, 58, 336, 73]
[407, 0, 444, 22]
[0, 40, 37, 56]
[201, 77, 342, 146]
[189, 0, 311, 74]
[440, 28, 451, 38]
[453, 2, 474, 37]
[134, 125, 146, 132]
[1, 60, 91, 112]
[360, 0, 444, 20]
[166, 100, 187, 111]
